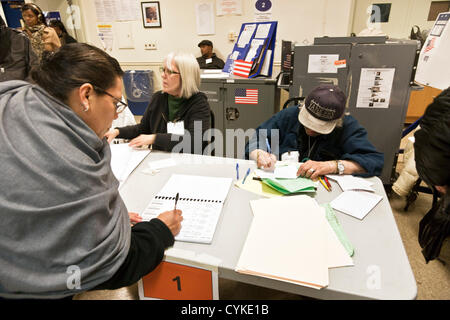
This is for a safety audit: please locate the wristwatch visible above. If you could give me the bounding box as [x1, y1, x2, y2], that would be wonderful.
[337, 160, 345, 175]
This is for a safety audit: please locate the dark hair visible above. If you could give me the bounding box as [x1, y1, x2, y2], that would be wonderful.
[49, 19, 68, 34]
[31, 43, 124, 103]
[21, 3, 47, 26]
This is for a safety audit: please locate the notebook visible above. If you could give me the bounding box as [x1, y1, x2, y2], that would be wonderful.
[141, 174, 232, 244]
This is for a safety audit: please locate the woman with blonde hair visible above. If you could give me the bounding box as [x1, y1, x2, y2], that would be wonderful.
[105, 52, 211, 154]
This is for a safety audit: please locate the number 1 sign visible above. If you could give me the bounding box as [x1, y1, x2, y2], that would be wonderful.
[138, 260, 219, 300]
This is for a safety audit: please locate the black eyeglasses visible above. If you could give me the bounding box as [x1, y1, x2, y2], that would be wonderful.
[92, 85, 128, 113]
[159, 66, 180, 76]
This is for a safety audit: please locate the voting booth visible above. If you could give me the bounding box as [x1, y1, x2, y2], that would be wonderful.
[289, 37, 419, 185]
[223, 21, 277, 78]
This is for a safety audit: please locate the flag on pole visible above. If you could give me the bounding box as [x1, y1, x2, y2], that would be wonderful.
[232, 60, 253, 78]
[235, 88, 259, 104]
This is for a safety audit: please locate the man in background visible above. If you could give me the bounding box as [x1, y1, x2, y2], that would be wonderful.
[196, 40, 225, 70]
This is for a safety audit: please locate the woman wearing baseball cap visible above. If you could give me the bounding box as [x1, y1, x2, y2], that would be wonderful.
[246, 84, 384, 180]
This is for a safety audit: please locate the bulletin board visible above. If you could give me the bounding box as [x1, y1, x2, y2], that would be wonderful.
[222, 21, 277, 78]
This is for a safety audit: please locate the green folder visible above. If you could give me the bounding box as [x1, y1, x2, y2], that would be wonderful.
[322, 203, 354, 257]
[261, 176, 316, 195]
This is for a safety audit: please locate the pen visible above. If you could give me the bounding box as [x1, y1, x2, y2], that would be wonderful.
[265, 137, 271, 154]
[323, 176, 332, 190]
[174, 192, 179, 211]
[242, 168, 251, 184]
[236, 163, 239, 180]
[319, 177, 330, 192]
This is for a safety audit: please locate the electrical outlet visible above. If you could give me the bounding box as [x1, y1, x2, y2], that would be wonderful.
[145, 42, 157, 50]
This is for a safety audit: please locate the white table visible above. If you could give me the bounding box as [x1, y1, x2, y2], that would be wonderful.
[119, 151, 417, 300]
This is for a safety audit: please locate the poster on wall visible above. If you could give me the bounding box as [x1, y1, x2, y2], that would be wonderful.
[216, 0, 242, 16]
[254, 0, 273, 22]
[196, 2, 215, 35]
[97, 24, 114, 51]
[356, 68, 395, 109]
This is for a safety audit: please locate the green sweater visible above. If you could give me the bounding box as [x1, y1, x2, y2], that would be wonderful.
[168, 95, 186, 121]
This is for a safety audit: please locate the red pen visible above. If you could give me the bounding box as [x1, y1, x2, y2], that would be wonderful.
[323, 176, 332, 190]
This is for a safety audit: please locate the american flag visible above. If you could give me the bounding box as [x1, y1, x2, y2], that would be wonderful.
[235, 88, 259, 104]
[232, 60, 253, 78]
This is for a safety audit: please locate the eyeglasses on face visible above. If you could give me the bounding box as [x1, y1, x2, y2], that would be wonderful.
[92, 85, 128, 114]
[159, 66, 180, 76]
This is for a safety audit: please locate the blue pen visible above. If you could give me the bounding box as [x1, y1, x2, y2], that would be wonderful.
[236, 163, 239, 180]
[242, 168, 251, 184]
[266, 137, 271, 154]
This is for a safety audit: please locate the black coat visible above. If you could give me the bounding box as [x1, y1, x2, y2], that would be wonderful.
[0, 28, 38, 82]
[117, 91, 211, 154]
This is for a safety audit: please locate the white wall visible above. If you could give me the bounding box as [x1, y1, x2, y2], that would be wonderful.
[352, 0, 437, 38]
[75, 0, 354, 65]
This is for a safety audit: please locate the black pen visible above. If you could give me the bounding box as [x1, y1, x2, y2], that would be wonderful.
[174, 192, 179, 211]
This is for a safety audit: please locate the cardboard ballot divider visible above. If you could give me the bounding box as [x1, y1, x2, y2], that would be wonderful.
[223, 21, 277, 78]
[138, 257, 219, 300]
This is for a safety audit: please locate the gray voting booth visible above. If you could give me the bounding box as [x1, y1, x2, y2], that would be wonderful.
[288, 37, 419, 185]
[200, 76, 279, 158]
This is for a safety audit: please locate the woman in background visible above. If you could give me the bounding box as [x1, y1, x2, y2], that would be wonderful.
[49, 19, 77, 46]
[105, 52, 211, 154]
[21, 3, 60, 61]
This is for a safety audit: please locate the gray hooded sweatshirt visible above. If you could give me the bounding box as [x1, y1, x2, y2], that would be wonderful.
[0, 81, 130, 298]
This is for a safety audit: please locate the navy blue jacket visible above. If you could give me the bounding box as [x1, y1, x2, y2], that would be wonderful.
[245, 106, 384, 177]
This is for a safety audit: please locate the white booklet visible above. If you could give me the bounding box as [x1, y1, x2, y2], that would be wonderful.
[141, 174, 232, 244]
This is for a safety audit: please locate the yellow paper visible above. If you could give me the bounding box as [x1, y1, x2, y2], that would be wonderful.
[234, 172, 283, 198]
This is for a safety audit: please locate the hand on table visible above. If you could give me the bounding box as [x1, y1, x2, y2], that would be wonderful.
[297, 160, 336, 181]
[128, 134, 156, 149]
[250, 149, 277, 171]
[104, 128, 119, 143]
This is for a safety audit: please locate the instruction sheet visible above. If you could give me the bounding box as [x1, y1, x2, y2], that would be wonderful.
[356, 68, 395, 109]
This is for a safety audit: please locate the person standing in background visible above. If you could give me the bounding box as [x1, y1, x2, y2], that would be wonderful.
[20, 3, 60, 61]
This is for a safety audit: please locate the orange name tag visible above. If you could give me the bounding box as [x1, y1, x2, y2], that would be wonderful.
[141, 261, 214, 300]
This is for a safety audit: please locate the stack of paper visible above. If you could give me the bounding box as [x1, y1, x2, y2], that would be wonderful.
[235, 196, 353, 290]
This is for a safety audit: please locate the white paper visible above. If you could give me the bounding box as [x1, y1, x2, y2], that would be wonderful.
[356, 68, 395, 109]
[110, 144, 150, 188]
[326, 175, 374, 192]
[330, 191, 383, 220]
[216, 0, 242, 16]
[97, 24, 114, 51]
[254, 163, 300, 179]
[259, 49, 272, 76]
[308, 54, 339, 74]
[254, 23, 271, 38]
[237, 196, 329, 289]
[245, 39, 265, 62]
[142, 175, 232, 244]
[196, 3, 215, 35]
[237, 24, 256, 48]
